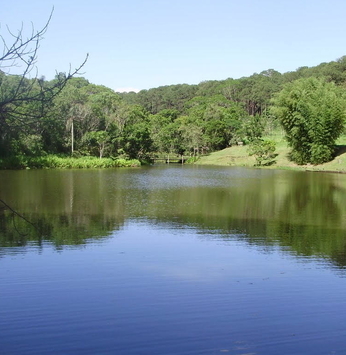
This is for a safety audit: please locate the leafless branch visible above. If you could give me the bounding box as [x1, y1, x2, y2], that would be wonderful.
[0, 199, 38, 236]
[0, 10, 52, 69]
[0, 9, 88, 128]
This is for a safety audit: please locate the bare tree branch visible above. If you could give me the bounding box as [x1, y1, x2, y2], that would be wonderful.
[0, 9, 88, 129]
[0, 199, 39, 236]
[0, 10, 52, 69]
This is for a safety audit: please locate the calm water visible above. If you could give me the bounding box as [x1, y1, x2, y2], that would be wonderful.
[1, 166, 346, 354]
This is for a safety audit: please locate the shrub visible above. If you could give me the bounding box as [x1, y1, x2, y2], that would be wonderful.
[247, 139, 277, 166]
[0, 155, 141, 169]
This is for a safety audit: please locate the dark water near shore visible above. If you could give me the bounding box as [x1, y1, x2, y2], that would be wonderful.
[1, 166, 346, 354]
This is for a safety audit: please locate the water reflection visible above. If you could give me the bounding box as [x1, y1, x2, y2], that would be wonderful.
[1, 167, 346, 268]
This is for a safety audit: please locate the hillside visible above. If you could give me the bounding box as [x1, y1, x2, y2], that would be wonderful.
[196, 133, 346, 173]
[2, 55, 346, 168]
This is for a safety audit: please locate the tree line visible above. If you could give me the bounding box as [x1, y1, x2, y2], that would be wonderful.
[1, 14, 346, 166]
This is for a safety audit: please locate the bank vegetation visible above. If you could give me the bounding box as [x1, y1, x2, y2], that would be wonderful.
[2, 15, 346, 170]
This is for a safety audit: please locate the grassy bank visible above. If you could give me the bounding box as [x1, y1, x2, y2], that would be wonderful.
[0, 155, 141, 169]
[196, 132, 346, 173]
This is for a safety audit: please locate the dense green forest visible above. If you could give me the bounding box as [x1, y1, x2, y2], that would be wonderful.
[1, 54, 346, 168]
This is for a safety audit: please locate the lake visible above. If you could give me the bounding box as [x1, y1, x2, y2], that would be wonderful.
[1, 165, 346, 354]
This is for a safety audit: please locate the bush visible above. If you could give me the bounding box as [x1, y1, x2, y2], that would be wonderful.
[185, 156, 200, 164]
[0, 155, 141, 169]
[247, 139, 277, 166]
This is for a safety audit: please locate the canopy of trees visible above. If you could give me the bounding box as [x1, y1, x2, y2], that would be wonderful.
[1, 14, 346, 165]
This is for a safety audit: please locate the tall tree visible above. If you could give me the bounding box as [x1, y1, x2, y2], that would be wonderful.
[272, 77, 346, 164]
[53, 84, 91, 154]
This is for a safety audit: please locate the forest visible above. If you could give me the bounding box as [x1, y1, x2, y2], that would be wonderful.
[1, 50, 346, 168]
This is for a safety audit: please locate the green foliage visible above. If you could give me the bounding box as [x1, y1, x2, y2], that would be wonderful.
[243, 115, 264, 143]
[127, 84, 198, 114]
[81, 131, 110, 158]
[107, 104, 153, 160]
[149, 110, 184, 154]
[272, 77, 346, 164]
[185, 95, 246, 152]
[177, 115, 205, 155]
[0, 16, 88, 160]
[184, 156, 200, 163]
[0, 155, 140, 169]
[247, 139, 277, 166]
[2, 46, 346, 169]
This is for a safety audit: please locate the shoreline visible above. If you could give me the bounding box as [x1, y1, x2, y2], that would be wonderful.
[0, 155, 141, 170]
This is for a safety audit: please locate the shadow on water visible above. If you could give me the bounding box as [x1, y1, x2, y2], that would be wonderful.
[0, 211, 125, 250]
[1, 167, 346, 269]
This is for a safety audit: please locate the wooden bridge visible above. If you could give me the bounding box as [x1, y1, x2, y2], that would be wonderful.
[152, 156, 187, 164]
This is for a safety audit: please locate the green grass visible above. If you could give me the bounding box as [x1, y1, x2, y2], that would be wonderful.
[195, 132, 346, 173]
[0, 155, 141, 169]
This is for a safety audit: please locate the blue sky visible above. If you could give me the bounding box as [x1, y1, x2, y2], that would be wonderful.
[2, 0, 346, 92]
